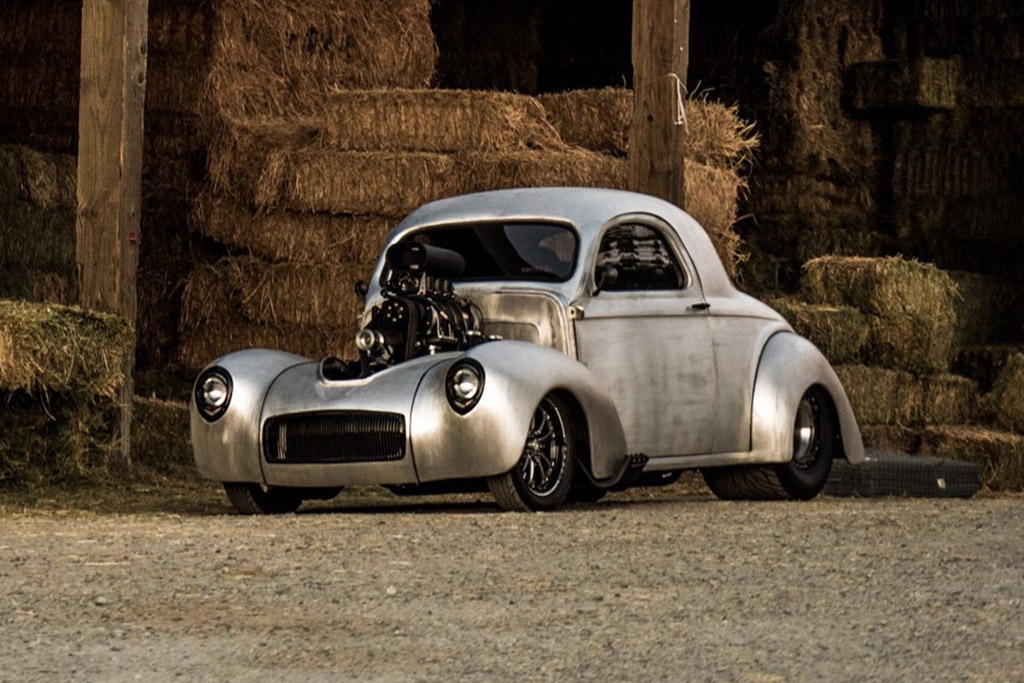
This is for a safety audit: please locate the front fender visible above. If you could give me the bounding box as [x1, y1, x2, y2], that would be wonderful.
[750, 332, 865, 464]
[190, 348, 309, 483]
[411, 341, 628, 481]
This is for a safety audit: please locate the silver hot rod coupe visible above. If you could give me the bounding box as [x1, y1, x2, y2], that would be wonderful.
[191, 188, 864, 513]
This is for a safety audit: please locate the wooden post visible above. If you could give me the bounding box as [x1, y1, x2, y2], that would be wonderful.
[77, 0, 148, 468]
[629, 0, 690, 207]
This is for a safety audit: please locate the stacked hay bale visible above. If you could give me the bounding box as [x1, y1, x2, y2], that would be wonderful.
[180, 8, 756, 368]
[180, 0, 440, 366]
[0, 146, 77, 304]
[771, 255, 1023, 489]
[538, 88, 758, 276]
[0, 301, 132, 485]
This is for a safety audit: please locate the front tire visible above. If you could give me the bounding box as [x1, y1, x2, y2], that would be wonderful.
[703, 387, 835, 501]
[488, 394, 575, 511]
[223, 483, 303, 515]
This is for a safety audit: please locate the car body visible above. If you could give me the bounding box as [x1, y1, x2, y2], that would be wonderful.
[191, 188, 864, 513]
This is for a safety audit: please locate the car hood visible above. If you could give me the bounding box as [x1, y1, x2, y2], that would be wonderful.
[260, 354, 455, 424]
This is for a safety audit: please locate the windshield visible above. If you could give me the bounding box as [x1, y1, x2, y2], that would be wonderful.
[402, 222, 578, 282]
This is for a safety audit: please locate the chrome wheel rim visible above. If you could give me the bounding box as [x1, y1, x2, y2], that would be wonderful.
[792, 393, 819, 469]
[518, 399, 567, 497]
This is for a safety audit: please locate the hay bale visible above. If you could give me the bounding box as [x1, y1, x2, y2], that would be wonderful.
[867, 313, 956, 373]
[316, 90, 563, 152]
[196, 194, 394, 265]
[224, 257, 368, 327]
[767, 298, 870, 364]
[537, 89, 759, 168]
[538, 88, 632, 155]
[180, 256, 369, 329]
[460, 148, 628, 193]
[920, 426, 1024, 491]
[132, 397, 192, 476]
[860, 425, 923, 453]
[920, 374, 981, 426]
[955, 344, 1024, 393]
[205, 0, 437, 118]
[0, 391, 118, 487]
[835, 365, 923, 426]
[263, 150, 461, 215]
[179, 321, 356, 369]
[0, 202, 76, 271]
[0, 146, 76, 209]
[801, 256, 958, 320]
[990, 353, 1024, 433]
[0, 300, 132, 398]
[948, 270, 1022, 347]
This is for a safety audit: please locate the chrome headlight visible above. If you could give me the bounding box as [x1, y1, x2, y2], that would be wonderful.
[195, 367, 232, 422]
[446, 360, 484, 414]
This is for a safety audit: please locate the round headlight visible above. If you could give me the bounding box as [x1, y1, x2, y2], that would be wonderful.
[446, 360, 484, 414]
[195, 367, 233, 422]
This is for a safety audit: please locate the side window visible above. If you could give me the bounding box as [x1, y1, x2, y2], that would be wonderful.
[595, 223, 687, 291]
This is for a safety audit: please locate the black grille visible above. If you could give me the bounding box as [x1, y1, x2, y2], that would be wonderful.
[263, 411, 406, 464]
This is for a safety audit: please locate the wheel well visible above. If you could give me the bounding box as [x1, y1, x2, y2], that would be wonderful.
[811, 384, 846, 461]
[549, 389, 593, 479]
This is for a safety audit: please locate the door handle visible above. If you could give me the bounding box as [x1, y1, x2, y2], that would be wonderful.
[690, 302, 711, 311]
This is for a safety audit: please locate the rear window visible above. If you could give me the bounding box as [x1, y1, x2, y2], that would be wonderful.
[404, 222, 578, 282]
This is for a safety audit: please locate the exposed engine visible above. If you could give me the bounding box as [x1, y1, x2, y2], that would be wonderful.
[353, 242, 484, 375]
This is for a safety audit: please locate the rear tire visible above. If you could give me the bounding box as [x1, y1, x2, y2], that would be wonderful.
[703, 387, 835, 501]
[223, 483, 303, 515]
[488, 394, 575, 511]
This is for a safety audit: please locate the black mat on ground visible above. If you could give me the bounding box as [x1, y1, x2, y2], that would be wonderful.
[825, 450, 981, 498]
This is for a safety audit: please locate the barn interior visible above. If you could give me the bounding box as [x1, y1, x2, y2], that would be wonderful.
[0, 0, 1022, 488]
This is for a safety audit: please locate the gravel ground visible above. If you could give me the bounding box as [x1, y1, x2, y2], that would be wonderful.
[1, 486, 1023, 682]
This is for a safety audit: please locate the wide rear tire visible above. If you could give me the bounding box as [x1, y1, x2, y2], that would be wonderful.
[488, 394, 575, 511]
[223, 483, 303, 515]
[703, 387, 835, 501]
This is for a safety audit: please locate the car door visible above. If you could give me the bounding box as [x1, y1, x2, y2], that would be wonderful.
[572, 218, 717, 458]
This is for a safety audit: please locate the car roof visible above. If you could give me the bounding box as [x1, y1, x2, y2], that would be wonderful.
[375, 187, 737, 301]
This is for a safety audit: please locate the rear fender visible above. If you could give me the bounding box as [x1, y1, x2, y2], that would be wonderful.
[750, 332, 864, 464]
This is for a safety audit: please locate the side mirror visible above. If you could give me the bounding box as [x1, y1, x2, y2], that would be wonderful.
[593, 264, 618, 294]
[354, 280, 369, 302]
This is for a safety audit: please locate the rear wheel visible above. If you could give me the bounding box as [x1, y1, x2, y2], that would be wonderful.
[488, 395, 575, 511]
[703, 387, 835, 501]
[223, 483, 303, 515]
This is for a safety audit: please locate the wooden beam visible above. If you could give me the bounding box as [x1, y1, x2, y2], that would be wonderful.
[77, 0, 148, 468]
[629, 0, 690, 207]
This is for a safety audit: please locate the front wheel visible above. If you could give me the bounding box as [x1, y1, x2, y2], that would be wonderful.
[703, 387, 835, 501]
[487, 394, 575, 511]
[223, 483, 303, 515]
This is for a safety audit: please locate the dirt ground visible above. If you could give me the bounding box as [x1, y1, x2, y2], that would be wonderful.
[1, 481, 1022, 682]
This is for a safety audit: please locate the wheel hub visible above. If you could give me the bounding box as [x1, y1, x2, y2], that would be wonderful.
[792, 394, 819, 469]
